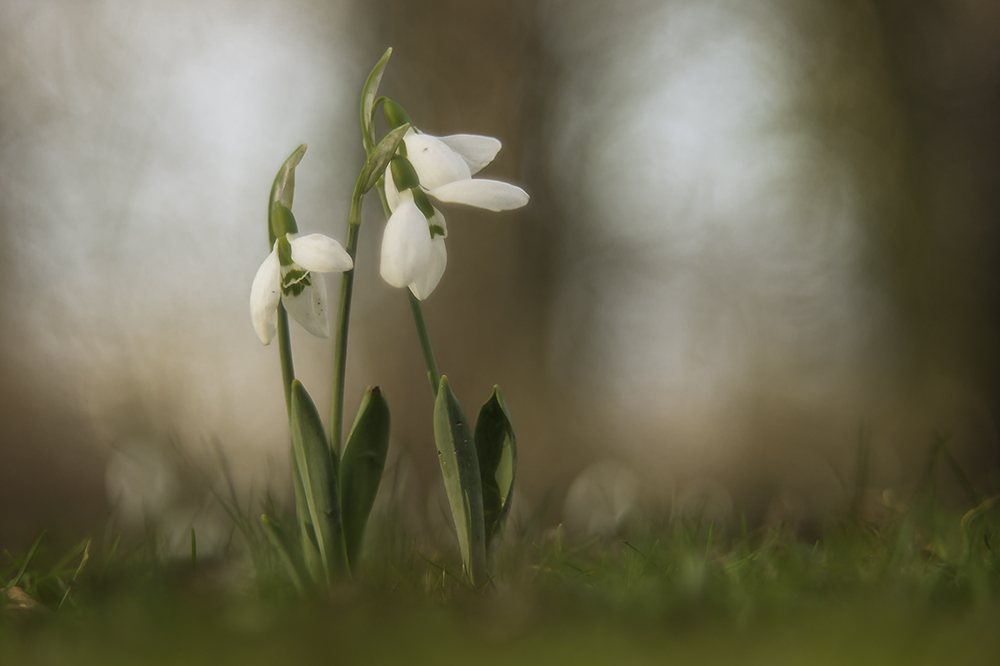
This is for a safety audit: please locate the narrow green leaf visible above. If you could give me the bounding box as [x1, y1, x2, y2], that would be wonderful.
[361, 124, 410, 194]
[361, 47, 393, 153]
[7, 532, 44, 589]
[433, 376, 486, 584]
[340, 386, 391, 571]
[44, 538, 88, 579]
[261, 514, 307, 595]
[267, 144, 307, 247]
[57, 538, 90, 612]
[290, 446, 323, 581]
[474, 385, 517, 551]
[290, 379, 348, 583]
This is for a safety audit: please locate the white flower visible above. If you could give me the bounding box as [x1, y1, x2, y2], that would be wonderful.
[250, 232, 353, 345]
[380, 195, 449, 300]
[380, 130, 529, 299]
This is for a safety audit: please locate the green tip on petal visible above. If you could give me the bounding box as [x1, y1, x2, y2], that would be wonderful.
[383, 99, 412, 130]
[411, 188, 436, 220]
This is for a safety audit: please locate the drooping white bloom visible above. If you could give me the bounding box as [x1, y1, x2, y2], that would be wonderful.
[380, 130, 529, 299]
[250, 232, 353, 345]
[380, 195, 449, 300]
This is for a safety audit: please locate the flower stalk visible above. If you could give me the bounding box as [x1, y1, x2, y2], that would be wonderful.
[330, 119, 411, 457]
[276, 304, 296, 415]
[408, 290, 441, 399]
[329, 187, 363, 459]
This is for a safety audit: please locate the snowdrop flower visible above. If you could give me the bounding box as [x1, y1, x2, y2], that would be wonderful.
[384, 130, 530, 213]
[250, 224, 353, 345]
[379, 127, 529, 300]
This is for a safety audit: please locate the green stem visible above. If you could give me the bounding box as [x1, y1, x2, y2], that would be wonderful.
[408, 290, 441, 399]
[276, 302, 295, 416]
[277, 300, 314, 572]
[330, 187, 364, 461]
[372, 177, 442, 400]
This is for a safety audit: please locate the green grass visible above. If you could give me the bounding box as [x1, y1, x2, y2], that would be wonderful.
[3, 504, 999, 665]
[3, 447, 1000, 665]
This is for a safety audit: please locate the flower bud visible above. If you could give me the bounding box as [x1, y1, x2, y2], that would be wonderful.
[383, 99, 412, 130]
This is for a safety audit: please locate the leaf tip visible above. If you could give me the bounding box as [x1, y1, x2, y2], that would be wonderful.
[288, 144, 307, 167]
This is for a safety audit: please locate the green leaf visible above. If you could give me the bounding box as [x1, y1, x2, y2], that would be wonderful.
[433, 376, 486, 584]
[474, 385, 517, 551]
[340, 386, 391, 571]
[289, 379, 348, 583]
[361, 47, 393, 153]
[261, 514, 307, 595]
[289, 448, 323, 581]
[267, 144, 307, 247]
[6, 532, 44, 589]
[360, 124, 410, 194]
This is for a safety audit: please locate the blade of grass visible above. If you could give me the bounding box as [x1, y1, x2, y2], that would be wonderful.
[57, 539, 91, 612]
[7, 532, 44, 589]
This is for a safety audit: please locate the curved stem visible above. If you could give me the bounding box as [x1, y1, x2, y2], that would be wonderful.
[330, 187, 364, 460]
[276, 302, 295, 416]
[408, 290, 441, 399]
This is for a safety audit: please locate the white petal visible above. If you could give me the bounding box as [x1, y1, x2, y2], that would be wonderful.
[290, 234, 353, 273]
[384, 163, 402, 212]
[404, 133, 472, 190]
[282, 273, 330, 339]
[436, 134, 501, 175]
[379, 199, 433, 289]
[408, 236, 447, 300]
[428, 179, 529, 211]
[250, 247, 281, 345]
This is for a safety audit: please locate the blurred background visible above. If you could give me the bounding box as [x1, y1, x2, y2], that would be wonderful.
[2, 0, 999, 554]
